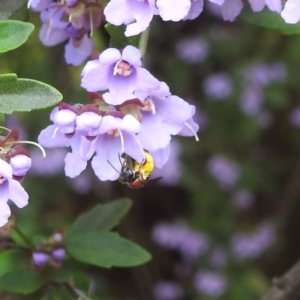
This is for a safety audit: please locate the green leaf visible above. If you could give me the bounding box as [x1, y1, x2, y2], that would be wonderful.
[0, 21, 34, 52]
[71, 199, 132, 234]
[51, 259, 82, 284]
[65, 231, 151, 268]
[105, 24, 140, 49]
[73, 272, 90, 293]
[0, 0, 27, 21]
[0, 268, 45, 294]
[0, 249, 27, 277]
[239, 6, 300, 35]
[0, 73, 63, 113]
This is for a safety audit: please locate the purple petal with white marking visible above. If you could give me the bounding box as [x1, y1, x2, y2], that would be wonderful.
[0, 160, 13, 179]
[121, 115, 141, 133]
[99, 48, 122, 65]
[122, 45, 142, 67]
[122, 131, 144, 163]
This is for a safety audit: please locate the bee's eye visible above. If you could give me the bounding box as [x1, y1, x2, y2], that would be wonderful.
[120, 167, 134, 182]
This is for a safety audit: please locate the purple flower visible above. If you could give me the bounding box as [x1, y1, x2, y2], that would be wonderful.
[152, 221, 209, 259]
[210, 0, 281, 21]
[156, 0, 193, 21]
[52, 248, 66, 261]
[281, 0, 300, 23]
[194, 271, 227, 298]
[231, 223, 275, 261]
[32, 251, 49, 266]
[104, 0, 158, 37]
[31, 0, 102, 65]
[153, 281, 183, 300]
[81, 45, 160, 105]
[30, 148, 67, 177]
[10, 154, 32, 177]
[176, 37, 210, 64]
[136, 82, 199, 152]
[239, 85, 264, 115]
[0, 159, 29, 227]
[207, 154, 240, 190]
[203, 73, 232, 100]
[289, 106, 300, 127]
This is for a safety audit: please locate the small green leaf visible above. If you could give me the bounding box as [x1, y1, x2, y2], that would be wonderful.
[0, 20, 34, 52]
[239, 6, 300, 35]
[0, 0, 27, 21]
[0, 269, 45, 294]
[71, 199, 132, 234]
[0, 73, 63, 113]
[65, 231, 151, 268]
[105, 24, 140, 48]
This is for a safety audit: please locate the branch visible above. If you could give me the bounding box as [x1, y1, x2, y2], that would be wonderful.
[262, 260, 300, 300]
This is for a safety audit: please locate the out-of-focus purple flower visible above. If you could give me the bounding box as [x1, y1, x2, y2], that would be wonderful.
[0, 159, 29, 227]
[209, 247, 227, 268]
[152, 221, 209, 259]
[243, 62, 287, 87]
[231, 223, 276, 261]
[81, 45, 160, 105]
[176, 37, 210, 64]
[28, 0, 53, 11]
[52, 248, 66, 261]
[239, 85, 264, 116]
[203, 73, 232, 100]
[30, 148, 67, 177]
[32, 251, 49, 266]
[232, 189, 254, 209]
[194, 271, 227, 298]
[289, 106, 300, 127]
[281, 0, 300, 24]
[153, 281, 183, 300]
[207, 154, 240, 190]
[68, 170, 93, 194]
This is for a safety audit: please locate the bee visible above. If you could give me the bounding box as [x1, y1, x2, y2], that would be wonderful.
[120, 152, 155, 188]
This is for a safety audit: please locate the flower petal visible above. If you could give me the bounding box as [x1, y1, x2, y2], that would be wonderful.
[0, 202, 11, 227]
[64, 153, 87, 178]
[39, 24, 68, 47]
[221, 0, 243, 21]
[8, 179, 29, 208]
[281, 0, 300, 24]
[38, 125, 71, 148]
[157, 0, 191, 21]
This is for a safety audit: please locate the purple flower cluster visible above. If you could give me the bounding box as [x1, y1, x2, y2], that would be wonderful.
[32, 231, 66, 268]
[152, 221, 209, 259]
[0, 129, 33, 227]
[153, 281, 183, 300]
[231, 223, 276, 261]
[194, 270, 227, 298]
[29, 0, 103, 65]
[207, 154, 240, 190]
[39, 45, 198, 181]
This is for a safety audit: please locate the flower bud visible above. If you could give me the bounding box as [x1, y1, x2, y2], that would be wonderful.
[10, 154, 32, 177]
[52, 248, 66, 262]
[32, 251, 49, 266]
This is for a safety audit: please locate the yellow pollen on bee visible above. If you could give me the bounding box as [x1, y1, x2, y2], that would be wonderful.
[115, 61, 132, 76]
